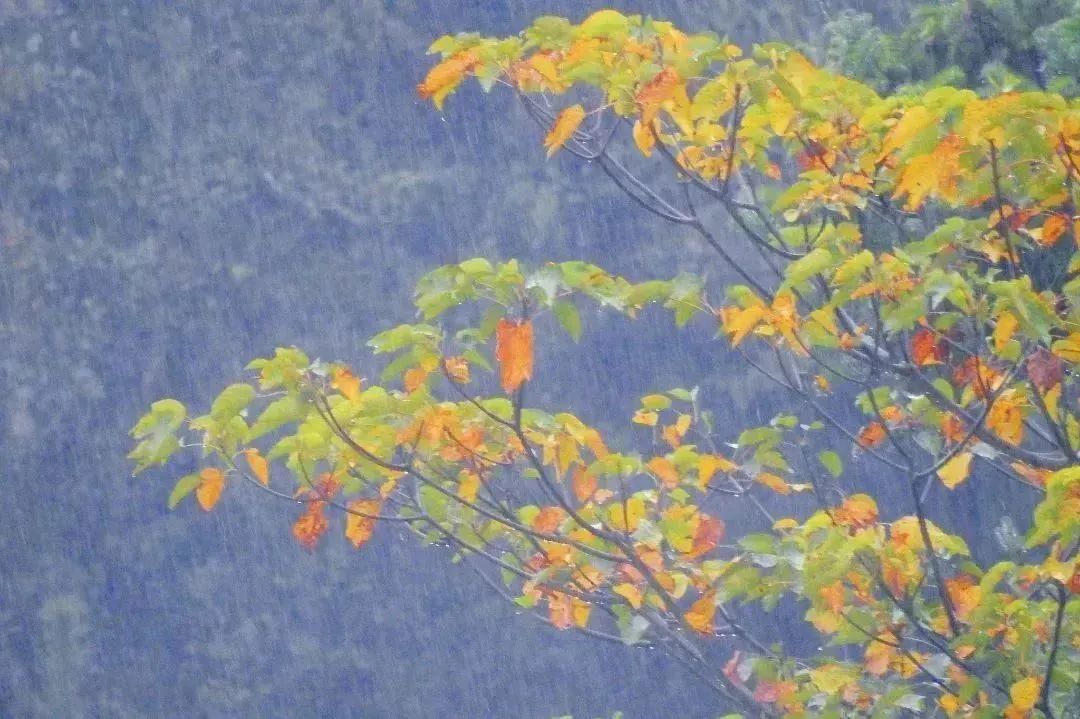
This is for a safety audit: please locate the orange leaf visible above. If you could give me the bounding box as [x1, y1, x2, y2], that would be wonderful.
[533, 506, 566, 534]
[417, 51, 478, 109]
[684, 590, 716, 635]
[944, 575, 982, 622]
[345, 499, 381, 549]
[403, 367, 429, 393]
[196, 467, 226, 511]
[857, 422, 887, 448]
[820, 580, 845, 614]
[495, 318, 534, 392]
[756, 472, 792, 495]
[636, 67, 681, 125]
[685, 515, 725, 559]
[443, 356, 470, 384]
[1011, 461, 1051, 487]
[571, 465, 597, 503]
[244, 448, 269, 486]
[940, 413, 967, 444]
[1040, 213, 1069, 246]
[647, 456, 680, 489]
[632, 410, 658, 426]
[547, 592, 573, 630]
[292, 501, 329, 551]
[987, 390, 1025, 445]
[938, 451, 973, 490]
[544, 104, 586, 158]
[331, 367, 362, 401]
[834, 494, 878, 529]
[911, 328, 946, 366]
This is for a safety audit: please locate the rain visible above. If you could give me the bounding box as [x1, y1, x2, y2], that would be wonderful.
[2, 2, 1078, 717]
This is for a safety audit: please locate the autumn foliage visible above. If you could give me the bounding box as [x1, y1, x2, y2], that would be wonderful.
[132, 10, 1079, 718]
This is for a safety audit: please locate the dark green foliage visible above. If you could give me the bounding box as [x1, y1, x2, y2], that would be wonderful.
[824, 0, 1080, 95]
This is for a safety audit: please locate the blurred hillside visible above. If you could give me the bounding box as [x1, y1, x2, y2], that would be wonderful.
[1, 1, 1073, 716]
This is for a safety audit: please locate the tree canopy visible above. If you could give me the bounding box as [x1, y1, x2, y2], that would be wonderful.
[133, 9, 1079, 718]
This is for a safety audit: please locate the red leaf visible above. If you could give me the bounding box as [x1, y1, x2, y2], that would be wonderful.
[1027, 348, 1063, 392]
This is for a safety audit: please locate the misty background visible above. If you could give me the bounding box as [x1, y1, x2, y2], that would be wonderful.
[2, 1, 1075, 717]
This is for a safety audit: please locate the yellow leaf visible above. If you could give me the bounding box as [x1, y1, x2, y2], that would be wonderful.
[893, 133, 965, 211]
[993, 311, 1019, 353]
[613, 582, 644, 609]
[345, 499, 381, 549]
[544, 104, 586, 158]
[684, 590, 716, 635]
[698, 454, 737, 490]
[1009, 677, 1040, 712]
[632, 119, 656, 157]
[1052, 332, 1080, 363]
[810, 663, 858, 694]
[571, 596, 592, 628]
[938, 452, 973, 490]
[719, 304, 767, 346]
[331, 367, 363, 401]
[196, 467, 225, 511]
[939, 694, 961, 717]
[244, 448, 269, 486]
[878, 105, 937, 160]
[495, 318, 534, 392]
[457, 470, 481, 503]
[610, 495, 645, 532]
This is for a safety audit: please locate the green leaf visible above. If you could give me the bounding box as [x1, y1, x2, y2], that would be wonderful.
[247, 396, 303, 441]
[210, 383, 256, 422]
[578, 9, 630, 38]
[129, 399, 188, 475]
[780, 247, 833, 290]
[818, 450, 843, 478]
[168, 474, 202, 509]
[131, 399, 186, 438]
[553, 299, 583, 342]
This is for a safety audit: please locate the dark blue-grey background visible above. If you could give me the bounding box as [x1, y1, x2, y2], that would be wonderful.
[0, 2, 940, 717]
